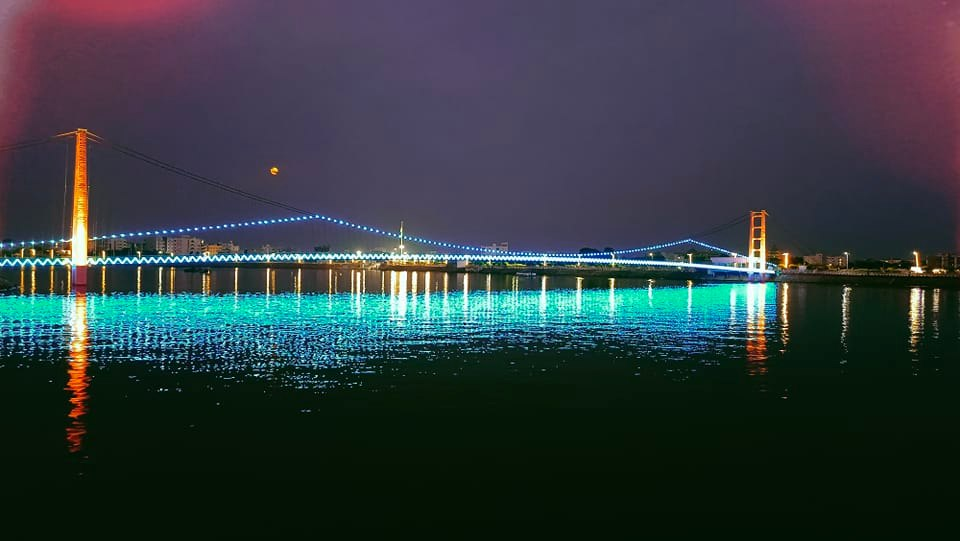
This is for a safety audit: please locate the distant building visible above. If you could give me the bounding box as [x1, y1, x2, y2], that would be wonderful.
[206, 241, 240, 256]
[96, 238, 130, 253]
[825, 255, 844, 268]
[257, 244, 293, 254]
[929, 253, 959, 270]
[803, 254, 824, 266]
[146, 235, 204, 255]
[710, 256, 749, 268]
[483, 242, 509, 252]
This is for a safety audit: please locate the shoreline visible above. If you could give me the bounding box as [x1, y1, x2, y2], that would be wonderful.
[3, 264, 958, 290]
[378, 263, 754, 283]
[383, 264, 960, 288]
[777, 271, 960, 288]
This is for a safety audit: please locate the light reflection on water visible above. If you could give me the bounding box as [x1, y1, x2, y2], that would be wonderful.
[745, 283, 768, 384]
[779, 282, 790, 352]
[65, 292, 89, 453]
[2, 271, 781, 374]
[2, 268, 960, 455]
[841, 285, 851, 361]
[910, 287, 925, 361]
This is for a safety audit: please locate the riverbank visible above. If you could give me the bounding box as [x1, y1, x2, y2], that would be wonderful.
[379, 263, 755, 282]
[7, 263, 957, 290]
[778, 270, 960, 288]
[378, 264, 960, 288]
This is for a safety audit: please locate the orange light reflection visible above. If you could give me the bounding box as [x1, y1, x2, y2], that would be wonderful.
[66, 293, 89, 453]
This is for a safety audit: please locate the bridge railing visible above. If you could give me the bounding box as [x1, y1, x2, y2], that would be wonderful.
[0, 252, 775, 274]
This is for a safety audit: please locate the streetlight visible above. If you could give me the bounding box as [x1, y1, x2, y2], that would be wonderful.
[843, 251, 849, 269]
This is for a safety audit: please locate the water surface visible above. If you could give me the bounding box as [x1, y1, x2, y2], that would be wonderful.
[2, 268, 959, 523]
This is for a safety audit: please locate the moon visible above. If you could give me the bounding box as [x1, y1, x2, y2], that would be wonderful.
[269, 166, 279, 176]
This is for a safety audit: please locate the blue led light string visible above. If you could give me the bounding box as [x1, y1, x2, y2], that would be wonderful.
[0, 238, 73, 251]
[81, 214, 739, 258]
[78, 214, 523, 254]
[84, 132, 743, 257]
[2, 131, 745, 257]
[0, 215, 740, 257]
[1, 219, 739, 259]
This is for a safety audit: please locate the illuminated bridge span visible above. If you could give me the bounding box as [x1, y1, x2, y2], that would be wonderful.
[0, 252, 761, 274]
[0, 129, 775, 284]
[0, 212, 740, 259]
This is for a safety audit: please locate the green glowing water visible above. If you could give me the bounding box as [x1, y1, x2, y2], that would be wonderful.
[1, 268, 958, 525]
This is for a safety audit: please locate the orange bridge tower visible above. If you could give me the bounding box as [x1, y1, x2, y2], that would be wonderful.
[71, 128, 89, 289]
[747, 210, 767, 275]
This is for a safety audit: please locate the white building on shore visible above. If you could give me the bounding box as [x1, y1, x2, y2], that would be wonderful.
[146, 235, 204, 255]
[483, 242, 509, 252]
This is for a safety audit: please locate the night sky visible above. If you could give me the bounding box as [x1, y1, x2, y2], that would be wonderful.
[1, 0, 959, 257]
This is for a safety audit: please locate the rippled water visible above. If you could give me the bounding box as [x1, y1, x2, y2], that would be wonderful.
[2, 268, 959, 524]
[2, 272, 777, 377]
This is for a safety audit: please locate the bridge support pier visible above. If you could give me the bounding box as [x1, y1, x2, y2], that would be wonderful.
[71, 266, 88, 289]
[71, 129, 89, 290]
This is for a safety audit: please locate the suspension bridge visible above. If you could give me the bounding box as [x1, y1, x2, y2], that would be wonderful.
[0, 129, 774, 290]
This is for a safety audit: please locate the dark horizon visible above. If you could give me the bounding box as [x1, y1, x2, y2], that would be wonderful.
[1, 0, 958, 258]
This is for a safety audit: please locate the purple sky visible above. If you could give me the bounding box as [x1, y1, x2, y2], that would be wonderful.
[1, 0, 958, 257]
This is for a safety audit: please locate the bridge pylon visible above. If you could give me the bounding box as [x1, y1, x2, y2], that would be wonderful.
[71, 128, 89, 289]
[747, 210, 767, 275]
